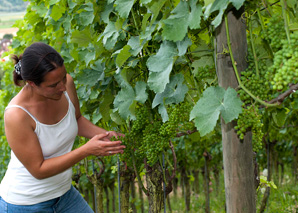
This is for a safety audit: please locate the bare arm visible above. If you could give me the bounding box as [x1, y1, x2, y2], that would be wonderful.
[5, 108, 124, 179]
[4, 75, 125, 180]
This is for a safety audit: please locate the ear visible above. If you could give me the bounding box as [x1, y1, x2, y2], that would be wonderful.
[27, 81, 37, 88]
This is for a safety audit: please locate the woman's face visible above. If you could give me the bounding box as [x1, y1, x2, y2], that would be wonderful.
[33, 65, 67, 100]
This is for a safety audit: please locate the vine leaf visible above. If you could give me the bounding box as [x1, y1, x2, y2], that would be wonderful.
[116, 45, 131, 68]
[128, 36, 143, 56]
[51, 5, 65, 21]
[101, 21, 119, 50]
[272, 108, 288, 128]
[113, 81, 148, 119]
[147, 41, 178, 93]
[77, 3, 95, 26]
[115, 0, 136, 19]
[162, 0, 202, 42]
[76, 60, 105, 88]
[135, 81, 148, 104]
[71, 28, 93, 47]
[152, 74, 188, 122]
[190, 86, 242, 136]
[204, 0, 245, 28]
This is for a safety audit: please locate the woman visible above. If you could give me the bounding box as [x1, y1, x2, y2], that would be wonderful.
[0, 42, 125, 212]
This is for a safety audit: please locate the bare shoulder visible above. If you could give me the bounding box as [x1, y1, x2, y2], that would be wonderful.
[5, 107, 35, 131]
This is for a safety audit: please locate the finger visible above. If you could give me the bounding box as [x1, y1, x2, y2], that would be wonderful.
[107, 149, 125, 156]
[100, 141, 124, 147]
[117, 133, 125, 137]
[93, 132, 110, 139]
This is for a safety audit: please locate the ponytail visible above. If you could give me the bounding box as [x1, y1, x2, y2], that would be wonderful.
[11, 54, 24, 86]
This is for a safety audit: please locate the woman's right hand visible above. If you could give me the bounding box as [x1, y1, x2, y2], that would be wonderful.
[84, 132, 126, 156]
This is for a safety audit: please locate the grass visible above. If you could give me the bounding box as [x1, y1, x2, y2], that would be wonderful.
[0, 12, 24, 29]
[86, 167, 298, 213]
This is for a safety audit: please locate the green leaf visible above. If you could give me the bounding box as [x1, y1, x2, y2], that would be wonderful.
[101, 3, 114, 24]
[221, 87, 243, 123]
[272, 108, 288, 127]
[101, 21, 119, 50]
[113, 86, 135, 119]
[110, 111, 125, 125]
[205, 0, 245, 28]
[49, 0, 60, 5]
[147, 41, 178, 93]
[230, 0, 245, 10]
[78, 49, 96, 66]
[176, 37, 192, 56]
[128, 36, 142, 56]
[146, 41, 177, 72]
[162, 0, 203, 41]
[192, 56, 214, 76]
[162, 1, 189, 42]
[78, 5, 95, 26]
[51, 5, 65, 21]
[152, 74, 188, 121]
[99, 89, 114, 122]
[190, 86, 242, 136]
[31, 3, 48, 17]
[76, 60, 105, 87]
[116, 45, 132, 68]
[71, 28, 93, 47]
[115, 0, 135, 18]
[152, 74, 188, 107]
[135, 81, 148, 104]
[188, 0, 203, 29]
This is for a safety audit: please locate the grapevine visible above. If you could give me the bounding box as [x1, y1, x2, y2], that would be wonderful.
[235, 105, 263, 152]
[266, 32, 298, 91]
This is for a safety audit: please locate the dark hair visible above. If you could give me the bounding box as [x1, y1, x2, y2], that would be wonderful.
[12, 42, 64, 86]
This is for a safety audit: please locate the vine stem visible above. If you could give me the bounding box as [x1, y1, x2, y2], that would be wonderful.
[248, 15, 259, 77]
[224, 14, 278, 107]
[281, 0, 291, 44]
[131, 150, 149, 196]
[257, 8, 274, 58]
[159, 154, 168, 186]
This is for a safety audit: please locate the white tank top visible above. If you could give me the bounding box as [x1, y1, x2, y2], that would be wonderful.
[0, 91, 78, 205]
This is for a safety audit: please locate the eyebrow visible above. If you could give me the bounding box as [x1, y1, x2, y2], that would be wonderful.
[48, 74, 67, 87]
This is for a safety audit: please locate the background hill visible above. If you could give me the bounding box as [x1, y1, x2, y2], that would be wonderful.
[0, 0, 28, 12]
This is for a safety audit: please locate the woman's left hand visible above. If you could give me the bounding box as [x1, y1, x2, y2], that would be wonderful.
[103, 131, 125, 141]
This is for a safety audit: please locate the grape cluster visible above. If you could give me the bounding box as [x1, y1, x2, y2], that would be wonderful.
[119, 102, 195, 167]
[262, 14, 286, 52]
[195, 65, 216, 81]
[238, 50, 271, 105]
[235, 105, 263, 152]
[266, 32, 298, 91]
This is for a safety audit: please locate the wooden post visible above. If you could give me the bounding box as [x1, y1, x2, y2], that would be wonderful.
[215, 8, 256, 212]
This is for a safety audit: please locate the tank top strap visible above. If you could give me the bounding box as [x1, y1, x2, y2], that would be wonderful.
[5, 105, 38, 123]
[64, 91, 71, 103]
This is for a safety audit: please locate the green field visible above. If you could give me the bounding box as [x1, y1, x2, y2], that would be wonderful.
[0, 12, 24, 29]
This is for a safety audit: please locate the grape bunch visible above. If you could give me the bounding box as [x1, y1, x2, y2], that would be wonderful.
[195, 65, 216, 81]
[119, 102, 195, 167]
[262, 14, 286, 52]
[238, 50, 271, 105]
[266, 32, 298, 91]
[235, 105, 263, 152]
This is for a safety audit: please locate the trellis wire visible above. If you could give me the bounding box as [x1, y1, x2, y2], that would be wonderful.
[117, 155, 121, 213]
[163, 153, 166, 213]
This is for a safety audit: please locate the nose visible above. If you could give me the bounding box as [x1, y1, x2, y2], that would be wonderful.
[58, 80, 66, 92]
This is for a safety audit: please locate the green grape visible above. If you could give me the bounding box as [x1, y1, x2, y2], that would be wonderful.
[195, 65, 216, 81]
[235, 105, 263, 152]
[238, 50, 272, 105]
[119, 102, 195, 167]
[262, 14, 286, 52]
[266, 31, 298, 91]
